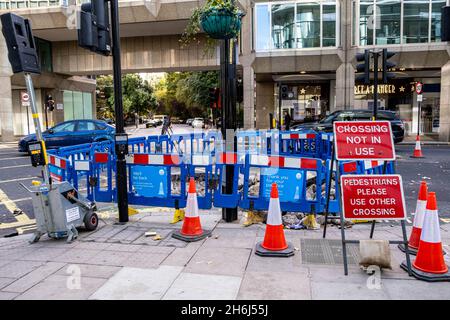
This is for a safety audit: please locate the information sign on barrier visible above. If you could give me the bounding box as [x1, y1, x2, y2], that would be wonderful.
[333, 121, 395, 160]
[131, 166, 167, 198]
[340, 174, 406, 220]
[261, 168, 303, 202]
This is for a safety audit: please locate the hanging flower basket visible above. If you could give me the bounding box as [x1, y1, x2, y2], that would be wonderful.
[200, 8, 242, 40]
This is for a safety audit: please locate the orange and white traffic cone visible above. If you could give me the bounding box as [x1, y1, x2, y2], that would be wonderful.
[410, 135, 424, 158]
[398, 181, 428, 255]
[172, 177, 211, 242]
[401, 192, 450, 281]
[255, 183, 294, 257]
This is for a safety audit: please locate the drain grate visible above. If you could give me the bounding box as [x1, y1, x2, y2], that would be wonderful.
[300, 239, 360, 265]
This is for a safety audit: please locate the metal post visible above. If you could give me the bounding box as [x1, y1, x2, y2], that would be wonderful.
[336, 168, 349, 275]
[110, 0, 128, 223]
[220, 38, 238, 222]
[24, 73, 51, 185]
[401, 220, 412, 276]
[417, 100, 421, 137]
[372, 51, 379, 120]
[323, 143, 335, 239]
[278, 83, 282, 130]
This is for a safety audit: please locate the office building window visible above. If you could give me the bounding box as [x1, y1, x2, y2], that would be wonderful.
[431, 0, 446, 42]
[35, 37, 53, 73]
[272, 3, 295, 49]
[63, 91, 93, 121]
[296, 2, 320, 48]
[403, 0, 429, 43]
[256, 4, 271, 50]
[255, 1, 339, 51]
[354, 0, 445, 45]
[376, 0, 401, 44]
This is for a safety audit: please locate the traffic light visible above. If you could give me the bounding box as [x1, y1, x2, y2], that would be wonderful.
[45, 94, 55, 112]
[355, 49, 370, 84]
[209, 87, 216, 107]
[382, 48, 396, 83]
[78, 0, 111, 56]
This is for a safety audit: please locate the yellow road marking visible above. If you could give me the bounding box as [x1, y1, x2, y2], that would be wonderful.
[16, 224, 37, 234]
[0, 188, 33, 226]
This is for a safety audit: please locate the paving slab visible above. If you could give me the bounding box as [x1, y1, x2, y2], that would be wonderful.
[246, 252, 305, 273]
[0, 260, 44, 279]
[122, 252, 169, 269]
[2, 262, 66, 293]
[311, 280, 390, 300]
[0, 277, 15, 290]
[106, 227, 147, 244]
[382, 278, 450, 300]
[55, 264, 121, 279]
[137, 245, 176, 255]
[52, 249, 102, 264]
[237, 270, 311, 300]
[162, 247, 200, 267]
[185, 247, 251, 277]
[82, 224, 128, 242]
[0, 247, 35, 261]
[89, 266, 183, 300]
[87, 250, 134, 266]
[163, 272, 242, 300]
[19, 247, 68, 262]
[0, 291, 19, 300]
[105, 243, 144, 252]
[132, 228, 174, 245]
[75, 242, 113, 250]
[15, 274, 108, 300]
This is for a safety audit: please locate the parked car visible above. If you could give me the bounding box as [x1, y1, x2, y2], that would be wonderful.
[291, 110, 405, 143]
[18, 119, 115, 152]
[145, 119, 159, 128]
[186, 118, 195, 126]
[191, 118, 204, 128]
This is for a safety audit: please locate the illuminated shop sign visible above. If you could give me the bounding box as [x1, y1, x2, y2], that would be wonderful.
[354, 84, 398, 95]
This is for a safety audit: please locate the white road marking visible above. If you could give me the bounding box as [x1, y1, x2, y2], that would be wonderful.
[0, 156, 27, 161]
[0, 164, 30, 170]
[0, 177, 36, 184]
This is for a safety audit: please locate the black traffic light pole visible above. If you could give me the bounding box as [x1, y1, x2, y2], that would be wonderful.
[220, 38, 238, 222]
[372, 51, 379, 120]
[110, 0, 129, 223]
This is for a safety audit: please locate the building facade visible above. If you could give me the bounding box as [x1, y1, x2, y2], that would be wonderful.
[1, 0, 450, 142]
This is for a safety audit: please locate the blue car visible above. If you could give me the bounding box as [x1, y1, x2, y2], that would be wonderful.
[18, 119, 115, 152]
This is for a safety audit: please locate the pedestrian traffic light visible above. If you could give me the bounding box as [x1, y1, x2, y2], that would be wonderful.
[382, 48, 396, 83]
[45, 94, 55, 112]
[78, 0, 111, 56]
[209, 87, 216, 107]
[355, 49, 370, 84]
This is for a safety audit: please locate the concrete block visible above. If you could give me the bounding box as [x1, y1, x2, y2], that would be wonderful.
[237, 271, 311, 300]
[163, 272, 242, 300]
[3, 262, 66, 293]
[0, 260, 44, 279]
[185, 247, 251, 277]
[15, 275, 108, 300]
[89, 266, 183, 300]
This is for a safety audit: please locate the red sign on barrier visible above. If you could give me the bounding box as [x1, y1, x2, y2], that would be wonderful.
[340, 174, 406, 220]
[333, 121, 395, 160]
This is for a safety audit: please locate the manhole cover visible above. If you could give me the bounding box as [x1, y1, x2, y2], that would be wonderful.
[301, 238, 360, 265]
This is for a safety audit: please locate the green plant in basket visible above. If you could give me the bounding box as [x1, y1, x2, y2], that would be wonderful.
[180, 0, 244, 56]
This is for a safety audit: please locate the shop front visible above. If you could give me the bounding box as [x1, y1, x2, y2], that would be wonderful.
[354, 78, 441, 137]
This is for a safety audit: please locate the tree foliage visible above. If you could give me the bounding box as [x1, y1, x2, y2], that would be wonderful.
[96, 74, 158, 119]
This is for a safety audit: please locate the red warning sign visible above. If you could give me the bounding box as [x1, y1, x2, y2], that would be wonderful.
[333, 121, 395, 160]
[340, 174, 406, 220]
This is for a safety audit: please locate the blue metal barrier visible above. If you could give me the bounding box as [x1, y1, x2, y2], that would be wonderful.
[240, 154, 323, 213]
[280, 131, 321, 158]
[185, 154, 213, 209]
[126, 153, 187, 208]
[213, 153, 242, 209]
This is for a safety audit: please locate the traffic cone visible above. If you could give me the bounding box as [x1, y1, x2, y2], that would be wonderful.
[255, 183, 294, 257]
[410, 135, 424, 158]
[398, 181, 428, 255]
[172, 177, 211, 242]
[401, 192, 450, 281]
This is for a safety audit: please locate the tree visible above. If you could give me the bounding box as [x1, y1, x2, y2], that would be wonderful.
[96, 74, 158, 120]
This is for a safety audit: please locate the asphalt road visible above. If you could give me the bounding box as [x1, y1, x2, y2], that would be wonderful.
[0, 127, 449, 237]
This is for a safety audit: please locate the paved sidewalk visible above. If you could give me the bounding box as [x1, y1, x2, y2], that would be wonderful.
[0, 208, 449, 300]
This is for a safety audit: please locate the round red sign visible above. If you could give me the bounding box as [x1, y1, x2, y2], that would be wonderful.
[415, 82, 423, 94]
